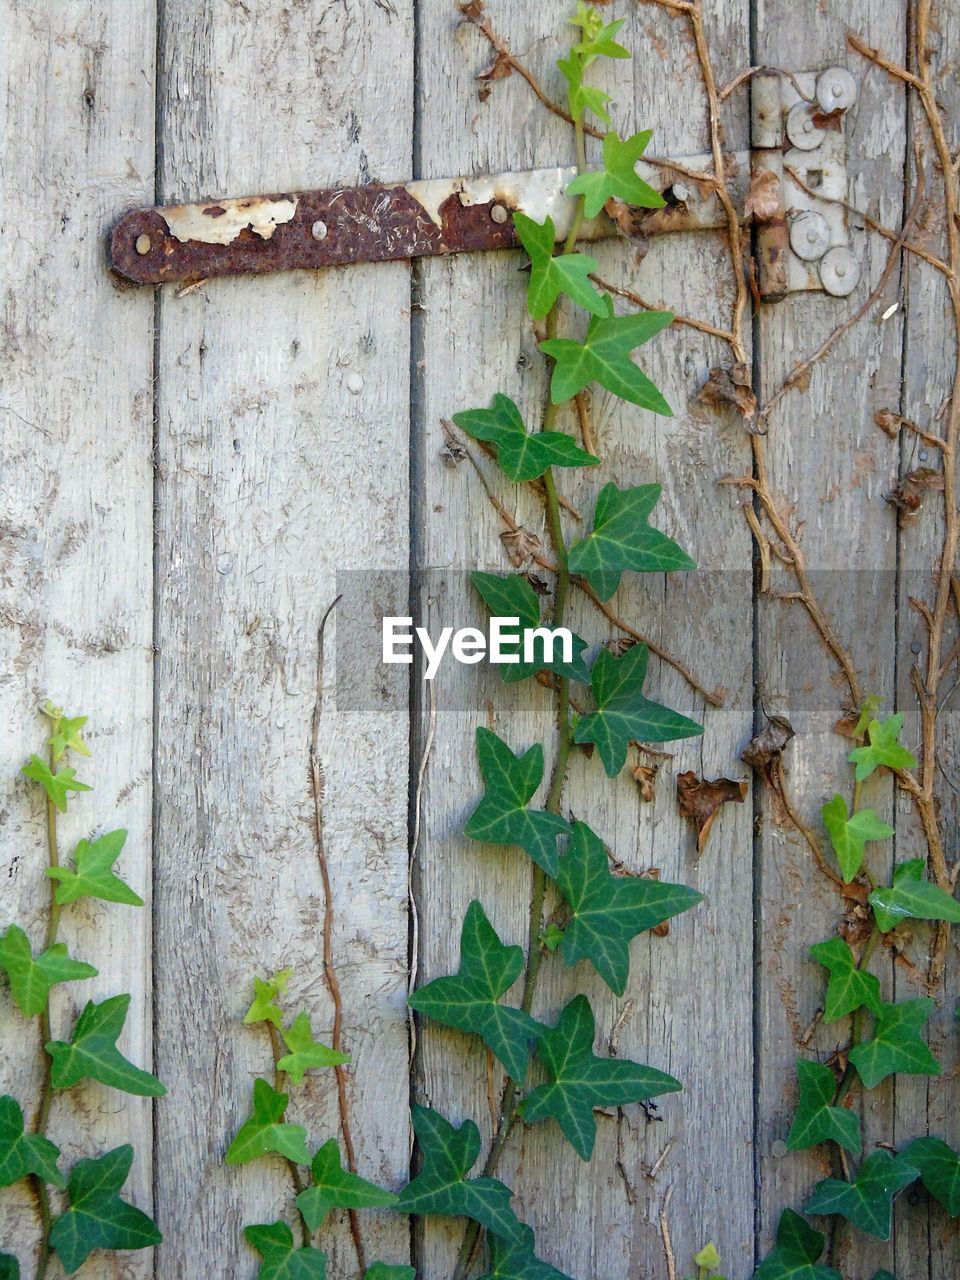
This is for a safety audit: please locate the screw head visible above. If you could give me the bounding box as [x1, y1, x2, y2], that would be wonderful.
[786, 102, 825, 151]
[490, 203, 509, 224]
[816, 66, 857, 113]
[135, 233, 152, 255]
[311, 219, 328, 241]
[820, 245, 861, 296]
[789, 211, 831, 261]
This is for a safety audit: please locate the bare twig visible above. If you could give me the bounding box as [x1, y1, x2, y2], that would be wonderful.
[593, 273, 737, 343]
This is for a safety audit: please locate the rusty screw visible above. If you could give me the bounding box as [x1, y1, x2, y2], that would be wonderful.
[311, 219, 328, 241]
[135, 234, 152, 255]
[490, 203, 509, 224]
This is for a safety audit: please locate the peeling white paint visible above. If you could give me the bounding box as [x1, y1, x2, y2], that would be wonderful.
[406, 166, 586, 236]
[160, 195, 298, 245]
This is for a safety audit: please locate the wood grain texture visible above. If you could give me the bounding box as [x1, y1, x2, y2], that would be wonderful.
[753, 2, 908, 1274]
[0, 3, 158, 1276]
[412, 5, 754, 1278]
[152, 1, 413, 1274]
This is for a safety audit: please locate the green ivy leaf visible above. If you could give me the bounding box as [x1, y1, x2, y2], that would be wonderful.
[396, 1106, 526, 1244]
[522, 995, 679, 1159]
[899, 1136, 960, 1215]
[366, 1267, 415, 1280]
[21, 755, 91, 813]
[569, 4, 629, 64]
[567, 484, 696, 607]
[820, 795, 893, 883]
[784, 1060, 860, 1156]
[0, 1252, 18, 1280]
[847, 713, 917, 781]
[805, 1149, 918, 1239]
[49, 1145, 161, 1274]
[567, 131, 665, 220]
[276, 1013, 349, 1085]
[295, 1139, 397, 1232]
[226, 1079, 311, 1166]
[408, 901, 540, 1082]
[471, 573, 591, 684]
[453, 394, 598, 483]
[554, 821, 703, 995]
[0, 925, 97, 1018]
[848, 998, 941, 1089]
[540, 303, 673, 412]
[478, 1224, 572, 1280]
[694, 1243, 722, 1270]
[868, 859, 960, 933]
[0, 1095, 64, 1189]
[513, 214, 606, 320]
[464, 728, 571, 876]
[244, 1222, 327, 1280]
[572, 644, 703, 777]
[809, 937, 882, 1022]
[753, 1209, 840, 1280]
[46, 995, 165, 1097]
[557, 55, 611, 126]
[46, 830, 143, 906]
[45, 710, 91, 764]
[244, 970, 293, 1029]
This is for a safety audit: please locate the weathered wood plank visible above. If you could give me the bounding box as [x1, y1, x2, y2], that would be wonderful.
[753, 2, 908, 1273]
[0, 2, 157, 1276]
[152, 2, 413, 1274]
[413, 4, 753, 1278]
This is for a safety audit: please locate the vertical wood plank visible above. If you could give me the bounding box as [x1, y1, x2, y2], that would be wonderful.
[153, 2, 413, 1273]
[753, 3, 908, 1274]
[0, 2, 157, 1276]
[896, 4, 960, 1275]
[413, 4, 753, 1277]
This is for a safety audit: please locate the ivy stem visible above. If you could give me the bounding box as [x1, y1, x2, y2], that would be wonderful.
[267, 1023, 310, 1245]
[33, 744, 62, 1280]
[833, 925, 881, 1113]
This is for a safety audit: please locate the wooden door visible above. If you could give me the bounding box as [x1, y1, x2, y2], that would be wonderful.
[1, 2, 956, 1278]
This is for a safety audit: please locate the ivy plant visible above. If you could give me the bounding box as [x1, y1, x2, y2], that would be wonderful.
[0, 702, 161, 1277]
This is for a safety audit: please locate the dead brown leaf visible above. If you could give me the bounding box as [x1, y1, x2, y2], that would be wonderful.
[698, 363, 758, 421]
[676, 771, 748, 853]
[885, 467, 945, 513]
[500, 527, 542, 566]
[632, 763, 658, 803]
[742, 713, 795, 821]
[744, 169, 781, 222]
[874, 407, 901, 438]
[604, 198, 653, 250]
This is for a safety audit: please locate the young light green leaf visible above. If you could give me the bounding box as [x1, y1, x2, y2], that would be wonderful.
[244, 1221, 327, 1280]
[868, 858, 960, 933]
[21, 755, 91, 813]
[554, 821, 703, 995]
[477, 1224, 573, 1280]
[809, 936, 882, 1022]
[0, 1095, 64, 1189]
[848, 998, 940, 1089]
[46, 995, 165, 1097]
[0, 1252, 18, 1280]
[453, 394, 598, 484]
[49, 1145, 161, 1274]
[46, 829, 143, 906]
[899, 1136, 960, 1215]
[366, 1266, 415, 1280]
[464, 728, 571, 876]
[693, 1243, 722, 1271]
[567, 484, 696, 601]
[753, 1209, 840, 1280]
[471, 572, 591, 685]
[540, 304, 673, 412]
[847, 713, 917, 781]
[567, 131, 665, 220]
[408, 900, 539, 1082]
[522, 995, 679, 1159]
[225, 1079, 311, 1166]
[557, 55, 611, 126]
[244, 970, 293, 1029]
[851, 695, 883, 741]
[820, 795, 893, 883]
[805, 1149, 918, 1239]
[396, 1106, 526, 1244]
[784, 1060, 860, 1155]
[513, 214, 606, 320]
[295, 1139, 397, 1232]
[569, 3, 629, 63]
[276, 1013, 349, 1085]
[573, 644, 703, 777]
[0, 925, 97, 1018]
[43, 707, 91, 764]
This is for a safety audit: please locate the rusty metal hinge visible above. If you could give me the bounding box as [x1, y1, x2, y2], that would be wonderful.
[110, 67, 858, 301]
